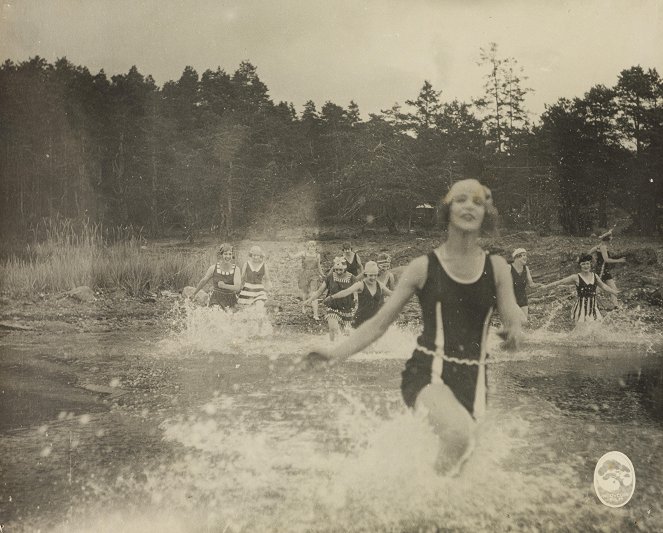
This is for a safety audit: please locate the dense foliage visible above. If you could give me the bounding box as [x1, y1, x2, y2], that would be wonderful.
[1, 47, 662, 239]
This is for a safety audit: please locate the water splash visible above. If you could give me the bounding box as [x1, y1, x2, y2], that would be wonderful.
[159, 300, 276, 356]
[52, 390, 597, 533]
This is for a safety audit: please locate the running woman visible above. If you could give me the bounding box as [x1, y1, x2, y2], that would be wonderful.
[376, 253, 396, 291]
[290, 241, 324, 320]
[510, 248, 541, 323]
[306, 179, 522, 473]
[324, 261, 393, 328]
[588, 229, 626, 309]
[305, 256, 356, 341]
[341, 242, 363, 277]
[538, 254, 619, 322]
[238, 245, 270, 310]
[190, 243, 242, 309]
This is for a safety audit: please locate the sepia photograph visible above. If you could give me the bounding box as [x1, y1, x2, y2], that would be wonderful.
[0, 1, 662, 531]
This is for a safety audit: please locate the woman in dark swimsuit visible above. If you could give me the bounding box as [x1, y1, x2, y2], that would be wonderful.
[324, 261, 393, 328]
[306, 179, 523, 473]
[588, 229, 626, 309]
[190, 243, 242, 310]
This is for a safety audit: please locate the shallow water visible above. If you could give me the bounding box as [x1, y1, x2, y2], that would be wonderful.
[1, 305, 662, 532]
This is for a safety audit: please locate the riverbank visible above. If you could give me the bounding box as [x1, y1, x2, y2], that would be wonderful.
[1, 232, 662, 334]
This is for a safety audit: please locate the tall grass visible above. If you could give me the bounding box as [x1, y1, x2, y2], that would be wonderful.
[0, 218, 210, 297]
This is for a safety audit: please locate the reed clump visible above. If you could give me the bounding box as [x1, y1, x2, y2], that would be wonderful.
[0, 218, 206, 297]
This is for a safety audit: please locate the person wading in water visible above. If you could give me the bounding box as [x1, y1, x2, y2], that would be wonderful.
[305, 179, 523, 474]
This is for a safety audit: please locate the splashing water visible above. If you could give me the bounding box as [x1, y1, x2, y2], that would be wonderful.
[160, 300, 276, 356]
[11, 299, 663, 532]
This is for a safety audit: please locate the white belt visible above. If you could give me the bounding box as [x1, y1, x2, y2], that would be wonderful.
[416, 343, 487, 366]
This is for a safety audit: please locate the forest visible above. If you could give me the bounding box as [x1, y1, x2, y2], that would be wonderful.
[1, 43, 662, 241]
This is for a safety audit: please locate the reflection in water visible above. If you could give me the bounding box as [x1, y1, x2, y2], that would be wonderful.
[2, 302, 662, 532]
[623, 364, 663, 422]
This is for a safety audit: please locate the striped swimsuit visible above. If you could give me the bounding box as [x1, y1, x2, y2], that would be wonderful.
[324, 272, 356, 327]
[238, 262, 267, 306]
[572, 273, 601, 322]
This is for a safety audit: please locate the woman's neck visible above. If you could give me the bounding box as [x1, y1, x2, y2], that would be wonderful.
[440, 227, 481, 256]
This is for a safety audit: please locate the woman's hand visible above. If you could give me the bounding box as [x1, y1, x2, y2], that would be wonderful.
[299, 346, 335, 370]
[497, 325, 522, 351]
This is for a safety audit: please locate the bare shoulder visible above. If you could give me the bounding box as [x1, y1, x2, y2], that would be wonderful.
[401, 255, 429, 290]
[489, 254, 509, 271]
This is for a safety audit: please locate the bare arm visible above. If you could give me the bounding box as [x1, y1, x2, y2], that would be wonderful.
[491, 256, 523, 349]
[538, 274, 578, 291]
[600, 245, 626, 264]
[191, 265, 216, 297]
[355, 254, 364, 277]
[262, 264, 271, 291]
[328, 280, 363, 300]
[317, 254, 324, 277]
[380, 282, 393, 298]
[525, 266, 541, 288]
[310, 256, 427, 363]
[304, 279, 328, 304]
[288, 250, 305, 260]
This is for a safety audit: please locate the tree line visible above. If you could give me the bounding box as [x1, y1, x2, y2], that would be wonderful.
[1, 44, 661, 240]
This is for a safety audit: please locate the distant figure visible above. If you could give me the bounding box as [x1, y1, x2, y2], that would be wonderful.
[305, 256, 355, 341]
[306, 179, 522, 474]
[376, 252, 396, 291]
[290, 240, 324, 321]
[538, 254, 619, 323]
[238, 245, 270, 310]
[341, 242, 363, 277]
[324, 261, 393, 328]
[589, 229, 626, 309]
[190, 243, 242, 309]
[510, 248, 541, 323]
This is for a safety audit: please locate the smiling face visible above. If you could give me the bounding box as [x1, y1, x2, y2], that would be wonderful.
[514, 252, 527, 265]
[579, 260, 592, 272]
[332, 257, 347, 274]
[445, 179, 487, 233]
[218, 250, 234, 262]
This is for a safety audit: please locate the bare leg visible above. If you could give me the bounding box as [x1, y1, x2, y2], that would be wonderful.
[327, 316, 340, 341]
[520, 305, 529, 325]
[301, 290, 308, 314]
[606, 279, 619, 307]
[415, 383, 475, 475]
[309, 280, 320, 320]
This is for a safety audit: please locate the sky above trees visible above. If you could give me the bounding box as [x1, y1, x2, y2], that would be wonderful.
[1, 0, 661, 119]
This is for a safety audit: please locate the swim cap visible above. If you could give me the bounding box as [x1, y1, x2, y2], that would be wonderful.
[249, 245, 263, 256]
[218, 243, 233, 254]
[578, 254, 593, 264]
[364, 261, 379, 275]
[512, 248, 527, 258]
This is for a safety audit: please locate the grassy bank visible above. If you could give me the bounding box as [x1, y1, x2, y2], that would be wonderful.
[0, 220, 211, 297]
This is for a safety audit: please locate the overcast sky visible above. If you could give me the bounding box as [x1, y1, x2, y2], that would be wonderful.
[2, 0, 661, 119]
